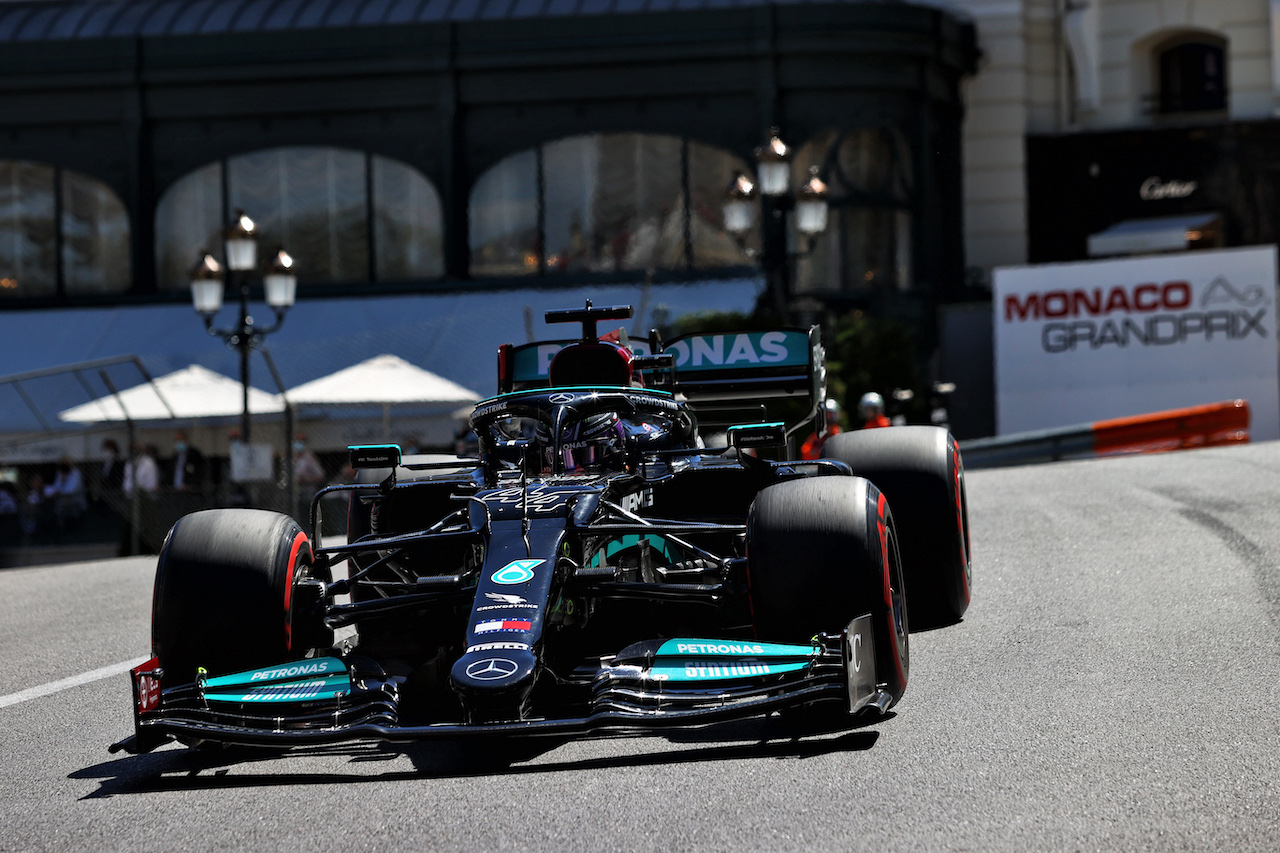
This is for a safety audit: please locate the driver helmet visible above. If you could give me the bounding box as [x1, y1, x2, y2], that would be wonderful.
[822, 397, 843, 428]
[560, 411, 625, 472]
[858, 391, 885, 420]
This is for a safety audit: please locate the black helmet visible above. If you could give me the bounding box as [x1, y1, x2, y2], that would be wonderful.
[559, 411, 625, 472]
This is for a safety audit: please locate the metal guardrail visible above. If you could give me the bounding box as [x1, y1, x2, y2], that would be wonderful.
[960, 400, 1250, 469]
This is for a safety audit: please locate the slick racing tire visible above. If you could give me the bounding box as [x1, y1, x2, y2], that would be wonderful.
[747, 476, 909, 706]
[823, 426, 971, 629]
[152, 508, 320, 689]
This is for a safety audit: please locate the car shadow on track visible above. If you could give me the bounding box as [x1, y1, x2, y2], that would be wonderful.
[71, 715, 883, 797]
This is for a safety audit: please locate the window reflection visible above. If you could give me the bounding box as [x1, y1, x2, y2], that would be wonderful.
[62, 169, 131, 294]
[544, 134, 685, 272]
[797, 208, 912, 296]
[373, 156, 444, 280]
[0, 161, 56, 298]
[468, 133, 753, 277]
[230, 147, 368, 283]
[156, 149, 444, 290]
[155, 162, 221, 292]
[688, 140, 757, 266]
[468, 149, 538, 277]
[792, 128, 914, 296]
[795, 127, 913, 203]
[0, 162, 129, 299]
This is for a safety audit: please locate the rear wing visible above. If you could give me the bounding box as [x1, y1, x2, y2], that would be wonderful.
[498, 326, 826, 435]
[660, 328, 824, 404]
[658, 327, 826, 438]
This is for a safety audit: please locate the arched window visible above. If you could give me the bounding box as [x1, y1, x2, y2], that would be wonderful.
[468, 133, 752, 278]
[1154, 35, 1226, 114]
[230, 147, 369, 283]
[155, 148, 443, 291]
[62, 168, 131, 294]
[791, 128, 915, 297]
[0, 161, 130, 300]
[0, 161, 55, 299]
[372, 156, 444, 281]
[154, 162, 220, 292]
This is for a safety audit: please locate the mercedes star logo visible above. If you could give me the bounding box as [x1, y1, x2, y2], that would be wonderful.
[466, 657, 519, 681]
[549, 393, 576, 404]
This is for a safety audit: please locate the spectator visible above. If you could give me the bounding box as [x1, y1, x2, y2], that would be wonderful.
[169, 430, 207, 494]
[801, 398, 845, 460]
[0, 481, 17, 516]
[47, 457, 87, 528]
[222, 428, 249, 507]
[124, 444, 160, 496]
[293, 435, 326, 489]
[21, 473, 48, 543]
[859, 392, 891, 429]
[96, 439, 125, 502]
[120, 445, 160, 556]
[0, 481, 19, 543]
[100, 439, 125, 488]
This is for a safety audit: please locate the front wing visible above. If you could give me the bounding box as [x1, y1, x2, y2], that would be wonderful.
[111, 615, 886, 754]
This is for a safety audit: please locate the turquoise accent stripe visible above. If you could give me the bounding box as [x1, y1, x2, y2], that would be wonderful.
[585, 533, 676, 568]
[201, 656, 347, 689]
[654, 639, 816, 659]
[204, 672, 352, 704]
[651, 659, 810, 682]
[475, 386, 674, 405]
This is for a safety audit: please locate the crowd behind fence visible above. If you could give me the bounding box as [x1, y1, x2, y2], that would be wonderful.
[0, 448, 354, 557]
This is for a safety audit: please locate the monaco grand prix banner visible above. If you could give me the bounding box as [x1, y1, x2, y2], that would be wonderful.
[993, 245, 1280, 441]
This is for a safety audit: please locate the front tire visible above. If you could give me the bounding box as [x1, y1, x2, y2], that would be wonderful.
[823, 426, 971, 628]
[152, 508, 319, 688]
[747, 477, 909, 706]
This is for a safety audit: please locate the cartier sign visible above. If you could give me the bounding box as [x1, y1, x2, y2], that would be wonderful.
[1139, 176, 1197, 200]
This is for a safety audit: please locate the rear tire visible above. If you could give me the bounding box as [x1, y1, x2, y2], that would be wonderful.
[152, 508, 319, 688]
[747, 477, 909, 706]
[823, 426, 971, 628]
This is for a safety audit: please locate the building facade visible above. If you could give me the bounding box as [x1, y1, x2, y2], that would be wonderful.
[953, 0, 1279, 274]
[0, 0, 977, 323]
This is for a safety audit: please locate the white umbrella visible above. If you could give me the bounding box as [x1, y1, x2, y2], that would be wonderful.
[286, 354, 480, 440]
[58, 364, 283, 423]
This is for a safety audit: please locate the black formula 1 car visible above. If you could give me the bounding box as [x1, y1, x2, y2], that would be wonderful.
[111, 301, 970, 755]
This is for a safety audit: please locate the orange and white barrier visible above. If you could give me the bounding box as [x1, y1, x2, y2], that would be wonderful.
[961, 400, 1250, 469]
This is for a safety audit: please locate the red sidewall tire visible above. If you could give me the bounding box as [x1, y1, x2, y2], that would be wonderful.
[747, 476, 909, 706]
[152, 508, 313, 688]
[824, 426, 971, 628]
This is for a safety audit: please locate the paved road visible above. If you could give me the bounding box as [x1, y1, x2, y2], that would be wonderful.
[3, 441, 1280, 852]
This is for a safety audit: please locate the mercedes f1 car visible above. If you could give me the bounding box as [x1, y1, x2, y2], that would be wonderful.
[111, 301, 970, 755]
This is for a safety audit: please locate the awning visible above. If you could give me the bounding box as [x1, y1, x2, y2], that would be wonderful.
[1087, 212, 1220, 257]
[58, 365, 283, 423]
[286, 354, 481, 440]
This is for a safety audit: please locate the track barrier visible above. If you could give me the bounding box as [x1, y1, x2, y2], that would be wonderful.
[960, 399, 1250, 469]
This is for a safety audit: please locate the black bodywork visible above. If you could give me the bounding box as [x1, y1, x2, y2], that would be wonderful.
[112, 303, 922, 754]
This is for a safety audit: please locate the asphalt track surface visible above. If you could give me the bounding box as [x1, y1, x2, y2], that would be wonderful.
[4, 441, 1280, 852]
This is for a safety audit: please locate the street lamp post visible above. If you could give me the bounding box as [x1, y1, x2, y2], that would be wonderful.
[724, 129, 830, 321]
[188, 210, 297, 443]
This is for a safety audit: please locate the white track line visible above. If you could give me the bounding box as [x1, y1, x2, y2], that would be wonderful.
[0, 657, 150, 709]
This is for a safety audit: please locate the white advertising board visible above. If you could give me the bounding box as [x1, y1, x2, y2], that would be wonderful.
[993, 245, 1280, 441]
[230, 442, 276, 483]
